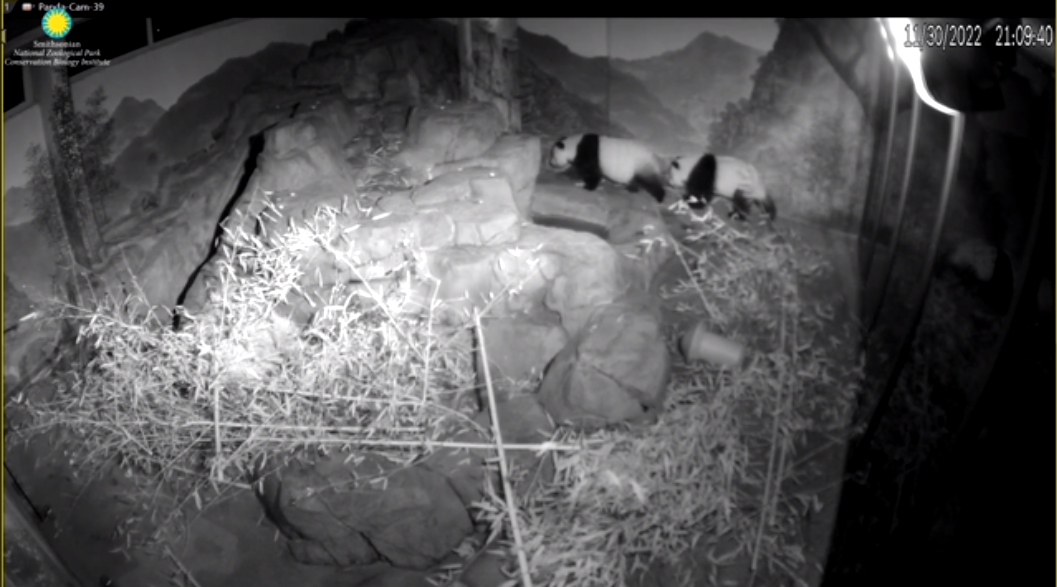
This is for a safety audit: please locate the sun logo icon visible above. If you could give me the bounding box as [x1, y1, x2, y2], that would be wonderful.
[42, 7, 73, 39]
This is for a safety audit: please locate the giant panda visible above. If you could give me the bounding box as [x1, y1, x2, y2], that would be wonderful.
[667, 152, 777, 222]
[548, 133, 667, 203]
[944, 238, 1015, 314]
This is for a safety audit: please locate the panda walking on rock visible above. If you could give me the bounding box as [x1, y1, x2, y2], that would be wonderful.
[548, 133, 669, 203]
[667, 152, 777, 223]
[548, 133, 778, 224]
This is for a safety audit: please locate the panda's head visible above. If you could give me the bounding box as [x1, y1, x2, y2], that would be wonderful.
[948, 239, 999, 282]
[549, 135, 581, 170]
[667, 155, 695, 189]
[945, 239, 1016, 313]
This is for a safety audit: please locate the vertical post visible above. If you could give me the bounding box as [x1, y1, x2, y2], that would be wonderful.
[29, 64, 78, 277]
[851, 112, 965, 473]
[457, 18, 474, 102]
[495, 17, 521, 133]
[458, 18, 522, 133]
[48, 65, 103, 263]
[29, 64, 103, 305]
[146, 17, 154, 45]
[868, 94, 921, 332]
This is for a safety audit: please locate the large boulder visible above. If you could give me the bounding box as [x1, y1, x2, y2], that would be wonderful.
[95, 84, 350, 318]
[393, 101, 507, 176]
[96, 19, 465, 317]
[257, 451, 473, 570]
[474, 314, 569, 402]
[418, 395, 556, 504]
[432, 134, 542, 218]
[539, 295, 671, 430]
[411, 215, 670, 334]
[521, 226, 644, 335]
[410, 169, 522, 246]
[96, 195, 226, 319]
[254, 95, 363, 194]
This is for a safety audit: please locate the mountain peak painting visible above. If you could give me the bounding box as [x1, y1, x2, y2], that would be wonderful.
[519, 18, 774, 155]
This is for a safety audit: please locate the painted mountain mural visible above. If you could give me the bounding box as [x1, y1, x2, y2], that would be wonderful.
[5, 96, 167, 228]
[611, 31, 764, 144]
[111, 41, 311, 193]
[518, 27, 698, 155]
[518, 54, 634, 141]
[518, 26, 763, 154]
[106, 96, 167, 163]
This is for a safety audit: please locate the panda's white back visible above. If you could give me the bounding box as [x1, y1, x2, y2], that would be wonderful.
[599, 137, 661, 184]
[714, 156, 765, 199]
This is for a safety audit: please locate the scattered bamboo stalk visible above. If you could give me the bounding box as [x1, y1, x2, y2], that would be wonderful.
[8, 167, 861, 586]
[771, 284, 800, 528]
[788, 436, 841, 472]
[669, 235, 719, 322]
[436, 521, 505, 587]
[751, 300, 786, 579]
[474, 308, 534, 587]
[423, 281, 439, 402]
[164, 545, 204, 587]
[211, 381, 224, 483]
[323, 236, 426, 364]
[234, 437, 592, 452]
[176, 421, 424, 434]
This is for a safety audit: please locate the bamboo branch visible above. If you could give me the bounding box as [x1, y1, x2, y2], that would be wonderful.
[475, 308, 534, 587]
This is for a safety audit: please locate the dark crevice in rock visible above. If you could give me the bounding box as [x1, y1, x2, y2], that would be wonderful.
[173, 127, 270, 330]
[532, 214, 611, 240]
[254, 477, 305, 540]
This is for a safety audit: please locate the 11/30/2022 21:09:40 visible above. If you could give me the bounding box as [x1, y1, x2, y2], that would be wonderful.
[903, 20, 1053, 51]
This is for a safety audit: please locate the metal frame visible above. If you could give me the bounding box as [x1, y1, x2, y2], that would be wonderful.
[853, 110, 965, 467]
[875, 99, 1053, 580]
[859, 43, 901, 295]
[851, 17, 979, 468]
[847, 16, 1054, 562]
[866, 93, 922, 332]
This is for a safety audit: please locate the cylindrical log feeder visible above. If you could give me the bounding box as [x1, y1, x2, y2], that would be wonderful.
[679, 322, 747, 367]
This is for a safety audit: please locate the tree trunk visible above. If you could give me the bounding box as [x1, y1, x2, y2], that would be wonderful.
[29, 64, 103, 304]
[494, 18, 521, 133]
[458, 18, 522, 133]
[50, 66, 103, 262]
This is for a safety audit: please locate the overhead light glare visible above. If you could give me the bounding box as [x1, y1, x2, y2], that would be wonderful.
[881, 17, 960, 116]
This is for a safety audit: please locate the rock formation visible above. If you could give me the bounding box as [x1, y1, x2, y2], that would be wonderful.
[79, 18, 678, 572]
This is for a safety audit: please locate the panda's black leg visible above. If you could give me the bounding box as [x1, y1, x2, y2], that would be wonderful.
[580, 171, 603, 191]
[685, 192, 711, 210]
[637, 175, 667, 204]
[730, 190, 752, 221]
[761, 196, 778, 222]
